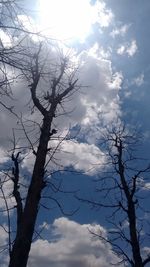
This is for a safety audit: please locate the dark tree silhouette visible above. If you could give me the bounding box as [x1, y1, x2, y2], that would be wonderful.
[0, 0, 41, 111]
[0, 2, 80, 267]
[8, 46, 79, 267]
[78, 124, 150, 267]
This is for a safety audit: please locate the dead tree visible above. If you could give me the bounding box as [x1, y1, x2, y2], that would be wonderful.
[0, 0, 41, 112]
[78, 124, 150, 267]
[4, 42, 79, 267]
[0, 2, 80, 266]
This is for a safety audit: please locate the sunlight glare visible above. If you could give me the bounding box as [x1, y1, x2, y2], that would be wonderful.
[38, 0, 95, 41]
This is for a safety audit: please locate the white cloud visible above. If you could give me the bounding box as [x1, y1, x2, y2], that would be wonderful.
[142, 246, 150, 253]
[95, 1, 114, 28]
[0, 225, 9, 266]
[20, 43, 122, 175]
[17, 15, 37, 34]
[74, 48, 122, 144]
[28, 217, 122, 267]
[0, 30, 12, 47]
[0, 148, 9, 164]
[142, 182, 150, 190]
[22, 139, 106, 175]
[0, 173, 16, 214]
[132, 73, 144, 87]
[117, 40, 138, 57]
[110, 24, 131, 38]
[108, 72, 123, 90]
[57, 140, 106, 174]
[0, 39, 121, 137]
[0, 224, 8, 246]
[142, 247, 150, 262]
[117, 45, 126, 55]
[0, 38, 122, 176]
[127, 40, 138, 56]
[88, 43, 111, 59]
[36, 0, 114, 42]
[79, 48, 122, 125]
[124, 91, 132, 98]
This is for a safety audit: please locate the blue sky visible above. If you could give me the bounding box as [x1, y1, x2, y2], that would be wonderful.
[0, 1, 150, 266]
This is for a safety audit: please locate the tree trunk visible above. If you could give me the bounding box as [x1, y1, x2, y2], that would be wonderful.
[117, 139, 143, 267]
[9, 115, 52, 267]
[128, 201, 143, 267]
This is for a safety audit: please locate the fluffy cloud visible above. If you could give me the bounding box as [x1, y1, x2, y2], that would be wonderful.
[56, 140, 106, 174]
[52, 44, 122, 134]
[0, 30, 12, 47]
[0, 225, 9, 266]
[141, 182, 150, 190]
[22, 139, 106, 175]
[117, 40, 138, 57]
[110, 24, 131, 38]
[127, 40, 138, 56]
[132, 73, 144, 87]
[0, 42, 122, 175]
[108, 72, 123, 90]
[0, 172, 15, 213]
[0, 224, 8, 247]
[0, 43, 121, 177]
[28, 217, 122, 267]
[0, 148, 9, 164]
[21, 43, 123, 173]
[0, 0, 120, 176]
[0, 43, 121, 140]
[95, 1, 114, 28]
[78, 48, 122, 125]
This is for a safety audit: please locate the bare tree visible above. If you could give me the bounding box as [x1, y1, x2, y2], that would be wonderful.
[0, 0, 41, 113]
[77, 124, 150, 267]
[0, 2, 81, 266]
[3, 43, 79, 267]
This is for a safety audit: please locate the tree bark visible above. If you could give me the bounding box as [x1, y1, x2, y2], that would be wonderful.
[9, 114, 53, 267]
[117, 138, 143, 267]
[8, 49, 77, 266]
[128, 201, 143, 267]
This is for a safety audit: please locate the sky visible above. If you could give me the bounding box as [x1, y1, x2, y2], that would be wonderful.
[0, 0, 150, 266]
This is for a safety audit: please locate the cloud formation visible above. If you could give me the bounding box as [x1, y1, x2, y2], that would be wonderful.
[110, 24, 131, 38]
[78, 48, 122, 126]
[0, 40, 122, 175]
[117, 40, 138, 57]
[28, 217, 122, 267]
[22, 138, 106, 175]
[132, 73, 144, 87]
[0, 225, 9, 266]
[95, 1, 114, 28]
